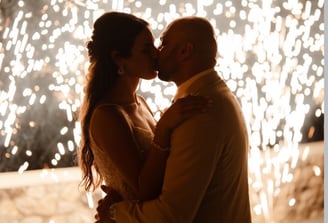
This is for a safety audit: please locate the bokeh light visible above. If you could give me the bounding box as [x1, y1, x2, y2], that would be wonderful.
[0, 0, 324, 221]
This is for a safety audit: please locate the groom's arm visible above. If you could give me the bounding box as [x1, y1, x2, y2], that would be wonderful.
[114, 113, 222, 223]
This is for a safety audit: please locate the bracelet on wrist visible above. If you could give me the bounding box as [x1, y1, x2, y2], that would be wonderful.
[151, 141, 169, 152]
[109, 204, 117, 220]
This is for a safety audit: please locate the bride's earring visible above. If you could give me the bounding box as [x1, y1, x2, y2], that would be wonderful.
[118, 67, 124, 75]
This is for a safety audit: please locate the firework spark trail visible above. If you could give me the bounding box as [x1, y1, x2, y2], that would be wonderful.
[0, 0, 324, 221]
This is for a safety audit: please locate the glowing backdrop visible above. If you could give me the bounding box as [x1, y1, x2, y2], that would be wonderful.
[0, 0, 324, 221]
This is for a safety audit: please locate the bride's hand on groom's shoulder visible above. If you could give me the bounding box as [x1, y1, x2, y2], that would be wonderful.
[158, 95, 211, 131]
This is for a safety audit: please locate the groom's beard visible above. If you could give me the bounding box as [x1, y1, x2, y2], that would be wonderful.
[157, 60, 180, 83]
[157, 71, 170, 82]
[157, 66, 178, 82]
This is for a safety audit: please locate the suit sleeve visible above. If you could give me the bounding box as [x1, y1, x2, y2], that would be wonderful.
[115, 112, 223, 223]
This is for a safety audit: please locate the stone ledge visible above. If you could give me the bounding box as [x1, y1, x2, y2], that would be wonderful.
[0, 141, 324, 223]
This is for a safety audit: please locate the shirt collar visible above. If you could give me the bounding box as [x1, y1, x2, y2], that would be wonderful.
[173, 68, 215, 102]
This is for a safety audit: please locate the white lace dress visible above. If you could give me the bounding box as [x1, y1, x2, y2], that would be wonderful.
[90, 104, 154, 200]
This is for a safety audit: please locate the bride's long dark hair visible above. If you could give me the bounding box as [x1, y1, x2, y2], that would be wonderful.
[78, 11, 148, 191]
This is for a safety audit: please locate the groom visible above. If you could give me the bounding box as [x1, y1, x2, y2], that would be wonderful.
[97, 16, 252, 223]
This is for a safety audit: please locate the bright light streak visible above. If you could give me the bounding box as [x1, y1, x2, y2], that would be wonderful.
[0, 1, 323, 222]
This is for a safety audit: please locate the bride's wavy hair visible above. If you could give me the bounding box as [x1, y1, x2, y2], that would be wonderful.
[78, 11, 149, 191]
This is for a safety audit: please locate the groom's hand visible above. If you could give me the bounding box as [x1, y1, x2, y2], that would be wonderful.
[95, 185, 123, 223]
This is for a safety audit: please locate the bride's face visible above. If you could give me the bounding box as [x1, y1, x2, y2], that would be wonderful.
[122, 27, 159, 80]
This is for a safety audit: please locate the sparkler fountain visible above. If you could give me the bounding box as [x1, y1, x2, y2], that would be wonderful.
[0, 0, 324, 222]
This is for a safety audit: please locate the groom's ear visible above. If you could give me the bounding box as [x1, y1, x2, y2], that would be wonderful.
[179, 42, 193, 61]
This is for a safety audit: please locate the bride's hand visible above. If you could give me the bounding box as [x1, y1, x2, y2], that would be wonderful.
[95, 185, 123, 223]
[159, 95, 210, 130]
[155, 95, 211, 143]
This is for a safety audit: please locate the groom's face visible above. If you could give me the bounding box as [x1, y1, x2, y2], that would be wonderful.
[157, 24, 183, 83]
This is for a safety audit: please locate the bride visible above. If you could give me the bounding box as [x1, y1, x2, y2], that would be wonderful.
[77, 11, 208, 213]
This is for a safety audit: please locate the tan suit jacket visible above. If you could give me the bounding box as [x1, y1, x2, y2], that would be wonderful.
[115, 69, 252, 223]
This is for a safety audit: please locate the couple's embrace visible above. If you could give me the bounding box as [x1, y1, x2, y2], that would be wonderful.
[78, 11, 252, 223]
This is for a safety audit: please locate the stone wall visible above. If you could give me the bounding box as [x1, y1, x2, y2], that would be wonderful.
[0, 142, 323, 223]
[0, 168, 103, 223]
[0, 182, 101, 223]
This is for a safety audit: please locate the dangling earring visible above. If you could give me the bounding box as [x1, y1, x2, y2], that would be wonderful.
[118, 67, 124, 75]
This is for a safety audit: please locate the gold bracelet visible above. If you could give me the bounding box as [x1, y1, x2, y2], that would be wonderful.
[109, 203, 117, 220]
[151, 141, 169, 152]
